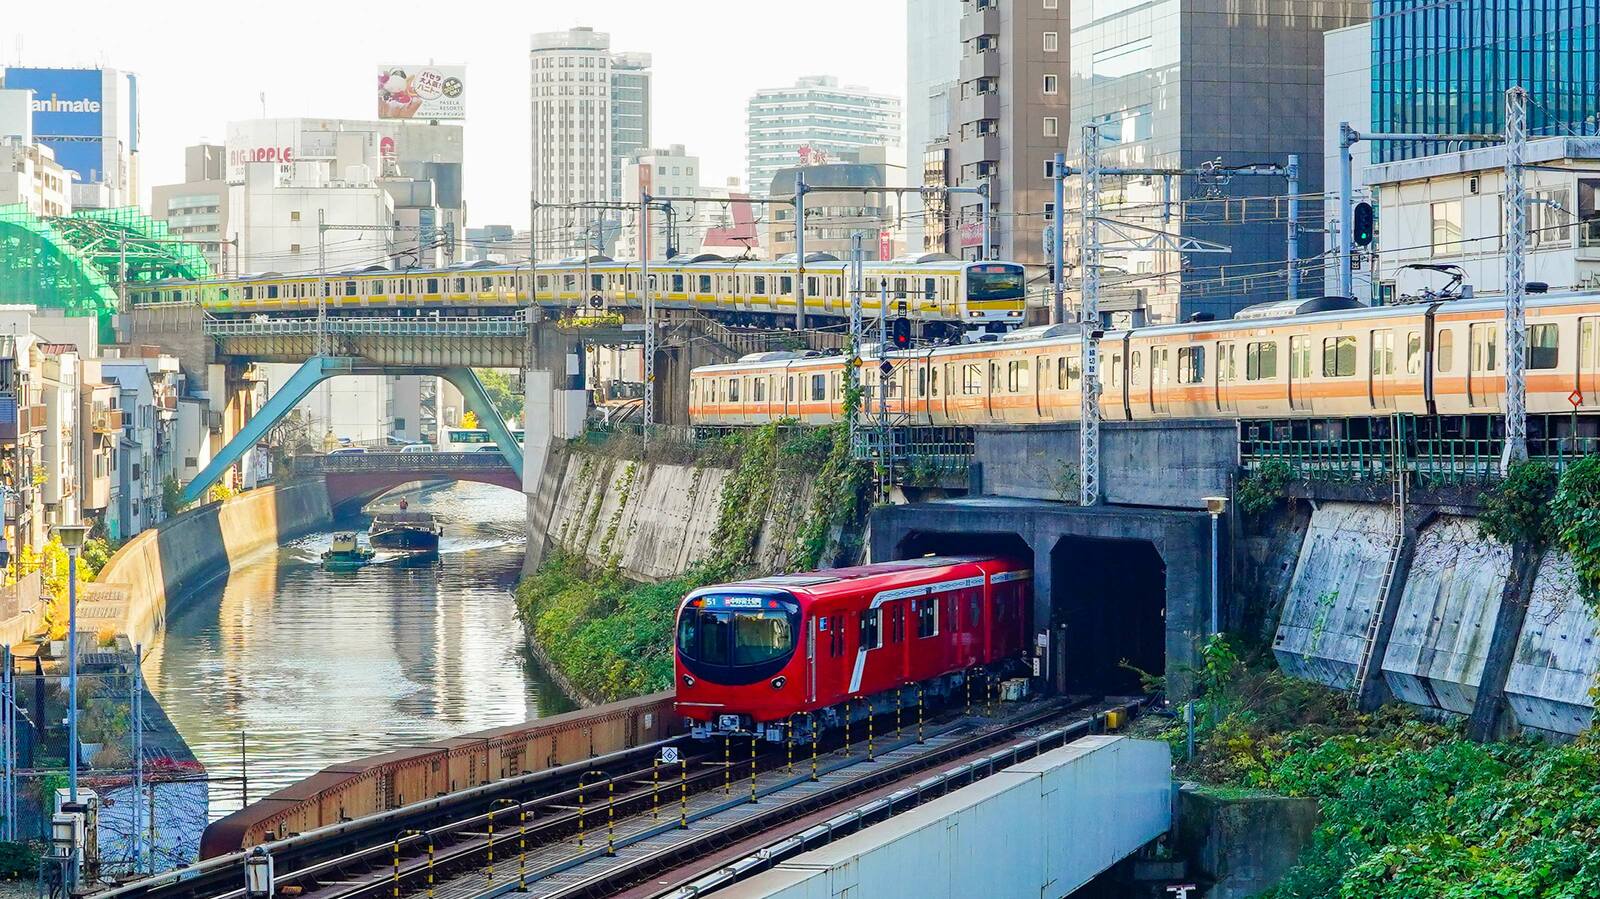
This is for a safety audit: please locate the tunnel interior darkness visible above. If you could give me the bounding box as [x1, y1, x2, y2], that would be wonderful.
[898, 530, 1032, 563]
[1053, 536, 1166, 696]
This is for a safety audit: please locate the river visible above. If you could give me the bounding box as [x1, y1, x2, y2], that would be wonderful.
[142, 481, 577, 819]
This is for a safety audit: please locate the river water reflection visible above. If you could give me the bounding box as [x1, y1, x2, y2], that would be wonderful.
[144, 482, 575, 818]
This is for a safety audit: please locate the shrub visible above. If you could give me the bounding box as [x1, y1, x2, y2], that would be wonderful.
[1478, 459, 1557, 547]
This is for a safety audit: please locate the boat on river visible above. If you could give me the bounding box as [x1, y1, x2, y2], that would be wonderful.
[368, 511, 443, 554]
[321, 533, 376, 572]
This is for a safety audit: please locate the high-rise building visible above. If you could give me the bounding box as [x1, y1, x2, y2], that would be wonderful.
[905, 0, 963, 251]
[746, 76, 901, 198]
[952, 0, 1069, 268]
[1371, 1, 1600, 163]
[1068, 0, 1367, 324]
[530, 27, 652, 256]
[767, 146, 907, 260]
[610, 51, 653, 202]
[0, 67, 139, 209]
[149, 144, 229, 271]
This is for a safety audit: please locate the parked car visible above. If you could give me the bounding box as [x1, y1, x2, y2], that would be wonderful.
[401, 444, 437, 454]
[328, 447, 367, 456]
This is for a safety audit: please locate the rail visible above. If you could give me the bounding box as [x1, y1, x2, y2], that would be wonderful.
[204, 316, 529, 338]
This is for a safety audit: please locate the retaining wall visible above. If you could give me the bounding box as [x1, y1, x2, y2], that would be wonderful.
[91, 480, 333, 647]
[1271, 502, 1395, 689]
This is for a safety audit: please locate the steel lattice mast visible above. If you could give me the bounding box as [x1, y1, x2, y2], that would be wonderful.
[1078, 124, 1103, 506]
[1501, 86, 1529, 471]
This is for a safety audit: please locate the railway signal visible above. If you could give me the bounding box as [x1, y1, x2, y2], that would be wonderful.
[1352, 202, 1375, 247]
[891, 317, 911, 349]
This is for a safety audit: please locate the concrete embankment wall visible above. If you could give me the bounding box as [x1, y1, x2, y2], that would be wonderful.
[91, 481, 332, 648]
[1268, 500, 1595, 738]
[536, 448, 816, 581]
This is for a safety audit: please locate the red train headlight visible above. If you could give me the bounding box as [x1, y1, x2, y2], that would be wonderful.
[770, 676, 786, 690]
[682, 674, 695, 687]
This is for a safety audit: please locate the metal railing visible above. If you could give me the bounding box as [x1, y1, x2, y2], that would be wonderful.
[205, 316, 529, 338]
[295, 451, 513, 474]
[1241, 413, 1600, 488]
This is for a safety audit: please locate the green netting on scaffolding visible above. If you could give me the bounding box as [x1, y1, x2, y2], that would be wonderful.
[0, 205, 213, 343]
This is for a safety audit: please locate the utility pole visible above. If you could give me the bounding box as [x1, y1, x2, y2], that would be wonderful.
[876, 284, 890, 498]
[1286, 154, 1300, 301]
[1052, 152, 1066, 325]
[1502, 86, 1529, 470]
[848, 233, 864, 453]
[1078, 125, 1103, 507]
[794, 172, 808, 331]
[640, 193, 654, 435]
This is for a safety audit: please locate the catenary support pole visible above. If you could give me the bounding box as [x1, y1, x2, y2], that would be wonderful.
[1502, 86, 1530, 471]
[1338, 122, 1355, 299]
[1052, 151, 1066, 325]
[1078, 124, 1104, 507]
[794, 172, 808, 330]
[1286, 154, 1300, 302]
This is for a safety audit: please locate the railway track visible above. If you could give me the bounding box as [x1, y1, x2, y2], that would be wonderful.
[348, 696, 1137, 899]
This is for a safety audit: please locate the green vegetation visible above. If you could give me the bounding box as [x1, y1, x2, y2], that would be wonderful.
[6, 535, 104, 641]
[474, 369, 525, 424]
[1174, 637, 1600, 898]
[1478, 459, 1558, 548]
[1552, 455, 1600, 608]
[515, 423, 868, 702]
[0, 840, 38, 878]
[161, 474, 185, 518]
[1236, 460, 1292, 517]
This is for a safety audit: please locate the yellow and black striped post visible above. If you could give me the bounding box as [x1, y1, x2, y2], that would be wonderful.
[917, 683, 925, 744]
[843, 699, 852, 756]
[517, 810, 528, 891]
[786, 715, 795, 773]
[867, 698, 875, 761]
[809, 714, 819, 782]
[895, 686, 903, 738]
[424, 837, 435, 899]
[606, 778, 616, 857]
[652, 756, 660, 820]
[577, 779, 588, 848]
[966, 668, 973, 715]
[749, 734, 758, 804]
[679, 757, 689, 829]
[391, 837, 402, 899]
[487, 799, 517, 883]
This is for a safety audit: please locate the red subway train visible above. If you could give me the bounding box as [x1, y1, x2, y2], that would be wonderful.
[674, 556, 1032, 740]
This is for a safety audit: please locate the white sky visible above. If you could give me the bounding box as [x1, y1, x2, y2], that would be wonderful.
[1, 0, 907, 226]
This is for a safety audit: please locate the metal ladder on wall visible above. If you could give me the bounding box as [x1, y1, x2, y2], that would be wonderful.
[1352, 413, 1409, 696]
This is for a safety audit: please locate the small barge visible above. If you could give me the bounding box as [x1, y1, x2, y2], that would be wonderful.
[321, 533, 376, 572]
[368, 511, 443, 553]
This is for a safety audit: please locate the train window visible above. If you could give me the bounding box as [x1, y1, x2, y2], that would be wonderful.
[242, 286, 254, 300]
[697, 275, 712, 292]
[754, 275, 767, 294]
[780, 276, 793, 295]
[1130, 351, 1143, 382]
[563, 275, 576, 291]
[914, 598, 939, 638]
[345, 281, 357, 296]
[1470, 324, 1498, 372]
[728, 379, 740, 402]
[425, 278, 439, 293]
[1178, 346, 1206, 384]
[483, 277, 494, 291]
[1246, 342, 1277, 380]
[537, 275, 550, 291]
[1406, 333, 1424, 374]
[671, 274, 685, 292]
[893, 277, 908, 297]
[591, 274, 604, 292]
[1528, 323, 1560, 369]
[930, 366, 939, 396]
[858, 609, 883, 651]
[1436, 330, 1455, 372]
[990, 361, 1001, 391]
[963, 363, 983, 395]
[1109, 354, 1123, 387]
[917, 368, 927, 396]
[925, 278, 937, 300]
[1289, 336, 1312, 379]
[1007, 360, 1030, 392]
[1322, 336, 1356, 377]
[1370, 330, 1396, 376]
[808, 276, 820, 295]
[453, 278, 466, 292]
[267, 285, 279, 299]
[811, 374, 826, 401]
[752, 378, 766, 401]
[830, 616, 845, 657]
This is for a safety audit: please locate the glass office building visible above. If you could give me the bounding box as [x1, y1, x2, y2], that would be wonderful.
[1373, 0, 1600, 161]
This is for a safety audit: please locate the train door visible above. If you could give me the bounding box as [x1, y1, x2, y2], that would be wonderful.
[1581, 317, 1600, 409]
[1370, 328, 1397, 409]
[1150, 347, 1170, 415]
[1468, 322, 1500, 408]
[1034, 355, 1047, 418]
[1288, 335, 1312, 412]
[1214, 341, 1238, 413]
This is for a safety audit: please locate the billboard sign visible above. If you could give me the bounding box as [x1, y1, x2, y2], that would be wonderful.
[378, 66, 465, 120]
[2, 67, 104, 183]
[959, 221, 984, 248]
[225, 120, 302, 182]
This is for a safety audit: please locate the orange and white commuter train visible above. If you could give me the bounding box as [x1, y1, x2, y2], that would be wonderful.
[688, 293, 1600, 427]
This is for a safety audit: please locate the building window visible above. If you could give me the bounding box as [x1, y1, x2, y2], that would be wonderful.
[1044, 202, 1055, 222]
[1043, 116, 1058, 137]
[1528, 189, 1572, 249]
[1431, 200, 1463, 255]
[290, 211, 301, 222]
[1043, 32, 1058, 52]
[1043, 159, 1055, 178]
[1043, 0, 1057, 7]
[1042, 74, 1059, 95]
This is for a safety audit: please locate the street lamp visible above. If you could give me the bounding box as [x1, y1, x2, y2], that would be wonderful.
[53, 523, 87, 803]
[1202, 497, 1228, 636]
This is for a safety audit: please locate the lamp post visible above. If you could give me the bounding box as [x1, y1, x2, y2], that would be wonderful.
[1201, 498, 1227, 636]
[53, 523, 87, 802]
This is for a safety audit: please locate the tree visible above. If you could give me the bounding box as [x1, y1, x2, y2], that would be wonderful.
[474, 369, 525, 424]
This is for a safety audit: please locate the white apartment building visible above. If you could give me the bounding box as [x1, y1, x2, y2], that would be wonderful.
[150, 144, 229, 272]
[0, 140, 71, 218]
[530, 28, 652, 257]
[746, 76, 902, 198]
[1368, 136, 1600, 303]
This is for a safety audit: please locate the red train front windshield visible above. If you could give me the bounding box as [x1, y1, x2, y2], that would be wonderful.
[677, 593, 800, 683]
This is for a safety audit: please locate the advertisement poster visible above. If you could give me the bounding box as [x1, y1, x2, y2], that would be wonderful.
[378, 66, 465, 120]
[2, 67, 104, 181]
